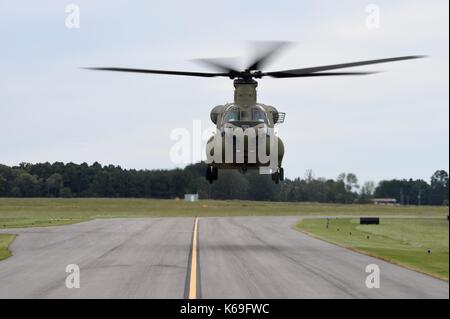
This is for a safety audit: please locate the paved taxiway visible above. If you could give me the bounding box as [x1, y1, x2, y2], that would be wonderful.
[0, 217, 448, 298]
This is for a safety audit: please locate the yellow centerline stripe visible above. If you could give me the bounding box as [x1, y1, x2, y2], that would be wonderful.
[188, 217, 199, 299]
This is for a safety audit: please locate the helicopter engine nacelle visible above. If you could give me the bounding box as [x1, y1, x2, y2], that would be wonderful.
[210, 105, 225, 124]
[260, 104, 285, 125]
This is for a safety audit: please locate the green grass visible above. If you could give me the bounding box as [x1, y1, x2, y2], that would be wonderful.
[0, 234, 16, 261]
[0, 198, 447, 229]
[297, 218, 449, 280]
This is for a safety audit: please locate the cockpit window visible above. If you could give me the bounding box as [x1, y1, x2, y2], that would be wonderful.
[252, 108, 267, 123]
[222, 109, 240, 123]
[222, 106, 268, 124]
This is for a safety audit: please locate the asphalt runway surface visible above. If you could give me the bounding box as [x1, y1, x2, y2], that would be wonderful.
[0, 217, 448, 299]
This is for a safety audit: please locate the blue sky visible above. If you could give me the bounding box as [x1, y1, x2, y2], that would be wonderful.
[0, 0, 448, 184]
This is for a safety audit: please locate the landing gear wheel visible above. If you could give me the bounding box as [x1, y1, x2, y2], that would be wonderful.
[206, 165, 218, 184]
[271, 171, 280, 184]
[279, 167, 284, 181]
[271, 167, 284, 184]
[206, 166, 213, 184]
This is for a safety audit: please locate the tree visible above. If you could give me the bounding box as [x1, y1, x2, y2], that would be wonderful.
[46, 173, 63, 197]
[10, 186, 21, 197]
[337, 173, 346, 182]
[336, 172, 359, 203]
[375, 178, 432, 205]
[0, 164, 16, 180]
[337, 172, 359, 191]
[345, 173, 359, 192]
[247, 171, 278, 201]
[0, 162, 446, 205]
[411, 179, 430, 205]
[210, 170, 249, 200]
[359, 181, 376, 203]
[0, 176, 7, 196]
[430, 170, 449, 205]
[13, 173, 41, 197]
[0, 164, 16, 195]
[90, 171, 115, 197]
[362, 181, 375, 195]
[304, 169, 315, 183]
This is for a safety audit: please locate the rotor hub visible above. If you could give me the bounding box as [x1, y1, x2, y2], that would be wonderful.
[233, 77, 258, 86]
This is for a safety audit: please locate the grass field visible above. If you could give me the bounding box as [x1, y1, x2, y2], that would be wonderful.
[0, 198, 447, 229]
[297, 218, 449, 280]
[0, 234, 16, 261]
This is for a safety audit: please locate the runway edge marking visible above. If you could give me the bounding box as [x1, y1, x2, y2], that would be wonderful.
[188, 216, 199, 299]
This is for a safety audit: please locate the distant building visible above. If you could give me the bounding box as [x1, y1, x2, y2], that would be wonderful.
[184, 194, 199, 202]
[371, 198, 397, 205]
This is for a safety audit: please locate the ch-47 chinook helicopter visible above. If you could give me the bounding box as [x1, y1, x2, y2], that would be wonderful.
[86, 42, 425, 184]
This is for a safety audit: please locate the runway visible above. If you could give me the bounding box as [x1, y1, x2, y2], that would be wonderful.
[0, 217, 448, 298]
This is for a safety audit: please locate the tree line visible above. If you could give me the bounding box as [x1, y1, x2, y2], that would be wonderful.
[0, 162, 448, 205]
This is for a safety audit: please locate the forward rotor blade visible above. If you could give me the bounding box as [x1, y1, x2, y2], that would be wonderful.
[83, 67, 230, 78]
[191, 57, 241, 73]
[264, 55, 426, 76]
[266, 71, 379, 78]
[247, 41, 292, 71]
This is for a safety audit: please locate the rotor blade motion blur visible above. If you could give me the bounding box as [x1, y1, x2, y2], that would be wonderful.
[246, 41, 291, 71]
[191, 57, 241, 73]
[84, 51, 426, 81]
[265, 71, 378, 78]
[83, 67, 229, 78]
[264, 55, 426, 77]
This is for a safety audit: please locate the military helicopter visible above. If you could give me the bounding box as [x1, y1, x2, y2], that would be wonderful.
[85, 42, 425, 184]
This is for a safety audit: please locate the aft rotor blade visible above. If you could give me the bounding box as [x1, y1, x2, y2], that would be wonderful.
[191, 57, 241, 73]
[266, 71, 379, 78]
[263, 55, 426, 77]
[246, 41, 292, 71]
[83, 67, 230, 78]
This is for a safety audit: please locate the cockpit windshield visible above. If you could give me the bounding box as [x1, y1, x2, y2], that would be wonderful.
[222, 109, 240, 123]
[251, 107, 267, 123]
[222, 106, 268, 125]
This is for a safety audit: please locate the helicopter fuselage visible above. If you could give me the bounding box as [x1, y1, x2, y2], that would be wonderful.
[205, 80, 285, 181]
